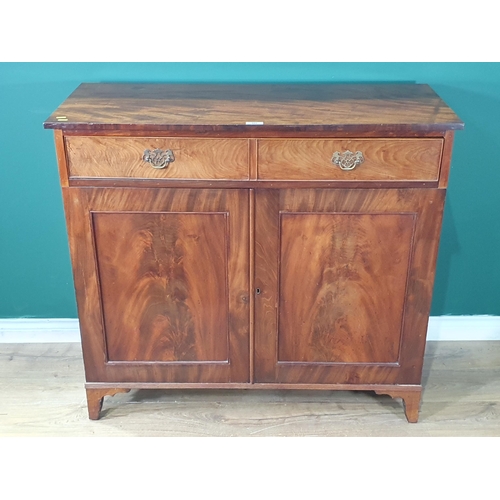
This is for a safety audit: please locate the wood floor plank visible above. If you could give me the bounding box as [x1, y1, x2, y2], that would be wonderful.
[1, 342, 499, 436]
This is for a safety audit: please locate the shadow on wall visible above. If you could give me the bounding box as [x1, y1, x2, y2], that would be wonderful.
[430, 84, 500, 315]
[432, 200, 460, 315]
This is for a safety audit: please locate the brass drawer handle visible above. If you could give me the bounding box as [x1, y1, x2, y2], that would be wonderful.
[332, 150, 364, 171]
[143, 148, 175, 169]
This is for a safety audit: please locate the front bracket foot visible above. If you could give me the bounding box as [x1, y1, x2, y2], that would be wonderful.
[85, 388, 131, 420]
[375, 387, 422, 423]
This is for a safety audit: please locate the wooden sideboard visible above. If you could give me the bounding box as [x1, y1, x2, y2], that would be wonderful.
[44, 83, 463, 422]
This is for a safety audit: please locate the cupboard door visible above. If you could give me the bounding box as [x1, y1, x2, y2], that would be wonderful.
[65, 188, 249, 383]
[254, 188, 445, 385]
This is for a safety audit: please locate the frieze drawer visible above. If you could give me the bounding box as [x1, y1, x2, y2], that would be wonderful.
[65, 136, 250, 180]
[257, 138, 443, 182]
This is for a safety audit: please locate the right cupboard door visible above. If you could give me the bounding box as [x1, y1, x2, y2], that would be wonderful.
[254, 188, 445, 386]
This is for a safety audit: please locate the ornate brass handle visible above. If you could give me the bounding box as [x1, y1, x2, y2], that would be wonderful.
[332, 150, 364, 171]
[143, 148, 175, 169]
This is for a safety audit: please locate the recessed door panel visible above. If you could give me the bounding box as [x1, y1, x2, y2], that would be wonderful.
[278, 212, 414, 364]
[93, 211, 229, 363]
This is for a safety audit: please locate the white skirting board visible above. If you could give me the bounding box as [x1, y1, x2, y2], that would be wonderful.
[0, 316, 499, 343]
[0, 319, 81, 343]
[426, 316, 500, 341]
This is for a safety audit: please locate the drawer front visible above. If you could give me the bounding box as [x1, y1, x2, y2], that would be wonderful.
[257, 138, 443, 181]
[66, 137, 249, 180]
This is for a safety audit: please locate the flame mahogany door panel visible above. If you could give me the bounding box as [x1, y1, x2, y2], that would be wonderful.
[65, 187, 250, 384]
[254, 188, 445, 385]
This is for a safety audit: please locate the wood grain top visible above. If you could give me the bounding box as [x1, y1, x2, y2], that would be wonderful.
[44, 83, 464, 134]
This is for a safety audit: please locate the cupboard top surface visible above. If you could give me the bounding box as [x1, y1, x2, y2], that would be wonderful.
[43, 83, 463, 134]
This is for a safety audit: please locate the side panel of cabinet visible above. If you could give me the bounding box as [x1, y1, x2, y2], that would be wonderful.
[63, 187, 250, 383]
[254, 188, 445, 385]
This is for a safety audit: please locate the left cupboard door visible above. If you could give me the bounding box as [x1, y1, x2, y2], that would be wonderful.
[63, 188, 250, 384]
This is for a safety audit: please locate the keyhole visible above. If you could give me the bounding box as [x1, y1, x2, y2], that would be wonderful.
[255, 288, 261, 295]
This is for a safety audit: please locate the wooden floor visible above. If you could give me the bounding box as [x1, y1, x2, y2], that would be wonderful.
[0, 341, 499, 436]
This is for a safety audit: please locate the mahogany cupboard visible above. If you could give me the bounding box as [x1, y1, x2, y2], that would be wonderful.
[44, 83, 463, 422]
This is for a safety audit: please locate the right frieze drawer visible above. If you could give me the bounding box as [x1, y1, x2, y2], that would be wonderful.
[257, 138, 443, 182]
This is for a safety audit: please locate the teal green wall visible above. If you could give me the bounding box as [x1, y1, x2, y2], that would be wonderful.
[1, 63, 499, 317]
